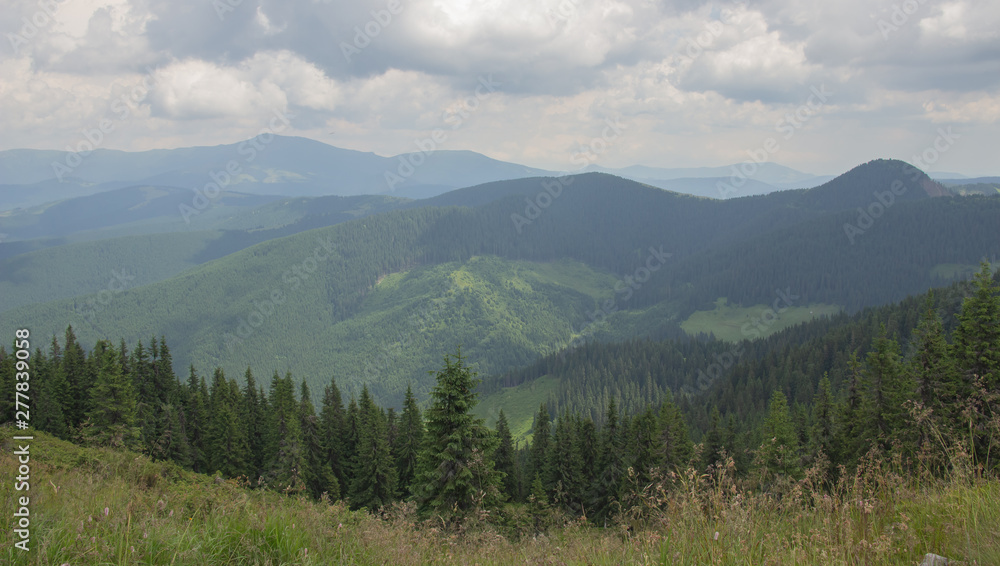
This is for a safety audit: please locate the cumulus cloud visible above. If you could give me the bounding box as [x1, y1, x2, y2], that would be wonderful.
[0, 0, 998, 175]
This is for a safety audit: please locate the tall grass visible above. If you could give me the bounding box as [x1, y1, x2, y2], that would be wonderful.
[2, 427, 997, 565]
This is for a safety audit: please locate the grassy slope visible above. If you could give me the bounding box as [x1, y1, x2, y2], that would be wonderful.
[679, 297, 843, 342]
[2, 427, 997, 565]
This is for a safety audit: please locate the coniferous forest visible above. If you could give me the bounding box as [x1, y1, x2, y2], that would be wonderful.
[4, 263, 997, 533]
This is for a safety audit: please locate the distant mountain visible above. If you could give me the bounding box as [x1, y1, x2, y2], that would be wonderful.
[0, 136, 557, 211]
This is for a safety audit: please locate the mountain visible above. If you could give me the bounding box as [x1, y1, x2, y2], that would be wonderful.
[3, 159, 997, 409]
[0, 136, 556, 211]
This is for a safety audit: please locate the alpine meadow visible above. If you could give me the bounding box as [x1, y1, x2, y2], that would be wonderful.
[2, 1, 1000, 564]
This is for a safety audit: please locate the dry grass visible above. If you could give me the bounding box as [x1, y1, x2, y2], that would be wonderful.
[2, 428, 997, 565]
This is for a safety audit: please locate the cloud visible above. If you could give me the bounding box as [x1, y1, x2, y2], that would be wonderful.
[1, 0, 998, 176]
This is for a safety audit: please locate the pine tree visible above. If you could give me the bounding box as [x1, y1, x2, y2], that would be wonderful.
[860, 327, 914, 454]
[85, 341, 139, 449]
[33, 348, 68, 438]
[348, 385, 398, 510]
[413, 349, 501, 520]
[624, 405, 658, 490]
[702, 407, 725, 470]
[395, 384, 424, 496]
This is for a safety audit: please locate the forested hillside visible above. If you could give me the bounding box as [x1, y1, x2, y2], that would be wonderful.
[2, 161, 998, 408]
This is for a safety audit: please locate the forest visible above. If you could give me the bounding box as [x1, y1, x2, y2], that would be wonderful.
[3, 263, 997, 531]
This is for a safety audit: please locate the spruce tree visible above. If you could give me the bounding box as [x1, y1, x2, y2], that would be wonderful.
[549, 412, 584, 513]
[528, 403, 552, 492]
[656, 390, 692, 471]
[395, 384, 424, 496]
[299, 381, 338, 501]
[756, 390, 801, 479]
[590, 397, 625, 523]
[348, 385, 398, 510]
[493, 409, 517, 501]
[265, 371, 306, 495]
[207, 369, 249, 477]
[413, 349, 501, 520]
[320, 377, 348, 495]
[242, 367, 266, 480]
[85, 341, 139, 449]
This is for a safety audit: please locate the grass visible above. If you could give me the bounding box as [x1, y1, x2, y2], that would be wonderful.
[474, 375, 561, 442]
[2, 427, 998, 565]
[680, 297, 843, 342]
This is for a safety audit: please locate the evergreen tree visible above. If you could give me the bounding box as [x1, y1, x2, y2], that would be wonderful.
[756, 390, 801, 479]
[320, 377, 347, 496]
[808, 375, 835, 465]
[183, 366, 210, 473]
[33, 348, 68, 438]
[413, 349, 501, 520]
[493, 410, 517, 501]
[300, 381, 338, 501]
[348, 385, 398, 510]
[207, 368, 249, 477]
[860, 327, 914, 454]
[85, 341, 139, 449]
[657, 390, 692, 471]
[395, 384, 424, 496]
[702, 407, 725, 470]
[549, 412, 584, 513]
[952, 262, 1000, 467]
[528, 403, 552, 492]
[62, 326, 88, 429]
[590, 397, 625, 523]
[242, 367, 266, 480]
[265, 371, 306, 495]
[624, 405, 659, 490]
[153, 403, 193, 468]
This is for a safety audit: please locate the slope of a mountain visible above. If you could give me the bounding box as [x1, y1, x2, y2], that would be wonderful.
[4, 163, 997, 409]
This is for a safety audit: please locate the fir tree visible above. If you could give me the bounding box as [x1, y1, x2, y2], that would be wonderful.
[528, 403, 552, 492]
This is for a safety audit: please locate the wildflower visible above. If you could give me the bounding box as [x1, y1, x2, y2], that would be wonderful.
[104, 507, 109, 517]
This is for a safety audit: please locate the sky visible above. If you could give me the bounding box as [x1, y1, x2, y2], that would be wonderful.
[2, 0, 999, 177]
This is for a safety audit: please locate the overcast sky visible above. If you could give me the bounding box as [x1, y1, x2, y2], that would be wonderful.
[2, 0, 998, 176]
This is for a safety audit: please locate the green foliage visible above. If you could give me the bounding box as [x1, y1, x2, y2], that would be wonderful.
[348, 385, 398, 510]
[756, 390, 802, 479]
[414, 349, 501, 520]
[84, 341, 139, 449]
